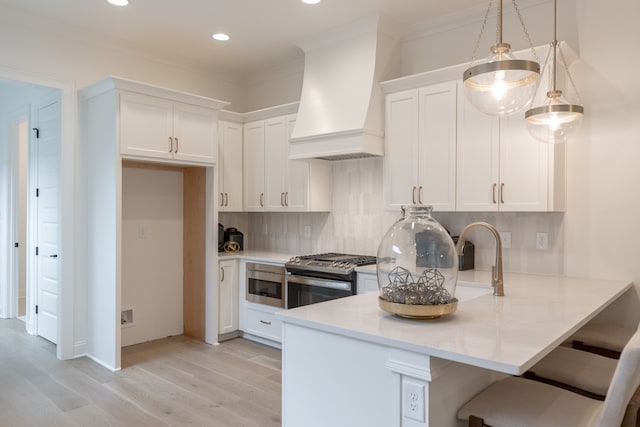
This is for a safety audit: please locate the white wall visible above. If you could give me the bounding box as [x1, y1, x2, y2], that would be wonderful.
[121, 166, 184, 347]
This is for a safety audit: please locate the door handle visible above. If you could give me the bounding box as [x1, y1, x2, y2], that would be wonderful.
[220, 267, 225, 282]
[280, 192, 285, 207]
[224, 193, 229, 207]
[285, 192, 288, 206]
[260, 320, 272, 326]
[418, 186, 423, 204]
[168, 136, 174, 153]
[174, 137, 179, 153]
[500, 183, 505, 204]
[260, 193, 264, 207]
[220, 192, 224, 206]
[412, 186, 417, 204]
[49, 254, 58, 258]
[492, 183, 497, 204]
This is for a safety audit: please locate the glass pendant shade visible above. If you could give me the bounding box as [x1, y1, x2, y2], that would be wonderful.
[525, 90, 583, 143]
[464, 43, 540, 116]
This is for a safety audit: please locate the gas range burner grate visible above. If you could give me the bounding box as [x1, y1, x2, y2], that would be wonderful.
[296, 252, 377, 266]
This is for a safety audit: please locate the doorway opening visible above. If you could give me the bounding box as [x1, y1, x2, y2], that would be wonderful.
[1, 80, 62, 346]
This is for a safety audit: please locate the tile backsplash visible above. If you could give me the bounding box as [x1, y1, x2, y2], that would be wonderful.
[220, 157, 564, 275]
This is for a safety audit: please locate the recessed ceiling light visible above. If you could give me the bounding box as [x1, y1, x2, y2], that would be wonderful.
[212, 33, 230, 41]
[302, 0, 321, 4]
[108, 0, 129, 6]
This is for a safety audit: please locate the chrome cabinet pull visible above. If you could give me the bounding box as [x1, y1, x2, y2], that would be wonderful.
[412, 186, 417, 204]
[492, 183, 497, 204]
[418, 186, 423, 204]
[260, 320, 272, 326]
[500, 183, 505, 204]
[220, 266, 225, 282]
[174, 137, 179, 153]
[168, 136, 174, 153]
[260, 193, 264, 207]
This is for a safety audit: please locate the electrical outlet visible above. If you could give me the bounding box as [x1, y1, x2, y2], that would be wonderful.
[499, 231, 511, 249]
[402, 379, 425, 423]
[536, 232, 549, 250]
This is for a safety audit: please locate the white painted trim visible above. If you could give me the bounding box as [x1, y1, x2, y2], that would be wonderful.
[0, 65, 77, 361]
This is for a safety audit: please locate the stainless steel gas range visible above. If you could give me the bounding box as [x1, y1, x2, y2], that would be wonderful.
[284, 253, 377, 309]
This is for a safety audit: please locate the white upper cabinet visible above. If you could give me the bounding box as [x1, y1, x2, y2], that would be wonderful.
[218, 121, 243, 212]
[120, 91, 219, 165]
[244, 113, 331, 212]
[384, 81, 457, 212]
[456, 82, 564, 212]
[243, 120, 266, 211]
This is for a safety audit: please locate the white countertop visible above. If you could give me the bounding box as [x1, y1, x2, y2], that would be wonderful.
[278, 273, 632, 375]
[217, 250, 294, 264]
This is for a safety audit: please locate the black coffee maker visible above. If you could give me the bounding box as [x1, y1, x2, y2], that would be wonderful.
[218, 223, 225, 252]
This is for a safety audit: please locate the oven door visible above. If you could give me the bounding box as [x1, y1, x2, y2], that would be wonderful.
[286, 273, 354, 309]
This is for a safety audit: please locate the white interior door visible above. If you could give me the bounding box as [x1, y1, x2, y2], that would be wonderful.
[34, 99, 61, 344]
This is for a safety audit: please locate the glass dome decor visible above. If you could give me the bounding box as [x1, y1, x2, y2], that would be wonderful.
[376, 205, 459, 319]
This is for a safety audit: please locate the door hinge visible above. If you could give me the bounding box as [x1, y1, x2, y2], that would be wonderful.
[36, 188, 39, 197]
[35, 305, 38, 314]
[32, 127, 40, 139]
[14, 242, 19, 248]
[35, 246, 39, 256]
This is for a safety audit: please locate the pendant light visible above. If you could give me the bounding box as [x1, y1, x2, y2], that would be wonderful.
[463, 0, 540, 116]
[525, 0, 584, 143]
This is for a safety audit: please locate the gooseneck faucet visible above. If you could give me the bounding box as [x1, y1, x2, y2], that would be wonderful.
[456, 222, 504, 296]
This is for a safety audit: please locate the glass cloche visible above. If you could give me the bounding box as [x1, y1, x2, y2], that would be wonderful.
[377, 205, 459, 318]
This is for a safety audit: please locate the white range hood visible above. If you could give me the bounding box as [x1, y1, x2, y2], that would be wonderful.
[289, 16, 400, 161]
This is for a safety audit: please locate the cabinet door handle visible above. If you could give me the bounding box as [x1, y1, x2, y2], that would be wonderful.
[492, 183, 497, 204]
[412, 186, 417, 204]
[220, 192, 224, 206]
[174, 137, 179, 153]
[225, 193, 229, 207]
[168, 137, 174, 153]
[418, 186, 423, 204]
[280, 192, 285, 207]
[500, 183, 505, 204]
[220, 267, 225, 282]
[260, 193, 264, 207]
[285, 192, 288, 206]
[260, 320, 272, 326]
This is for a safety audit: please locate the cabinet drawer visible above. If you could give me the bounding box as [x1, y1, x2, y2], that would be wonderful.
[245, 305, 282, 342]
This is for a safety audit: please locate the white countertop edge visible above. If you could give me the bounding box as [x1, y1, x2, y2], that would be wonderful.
[278, 275, 633, 375]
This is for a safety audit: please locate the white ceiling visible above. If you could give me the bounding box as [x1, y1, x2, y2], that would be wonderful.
[2, 0, 496, 76]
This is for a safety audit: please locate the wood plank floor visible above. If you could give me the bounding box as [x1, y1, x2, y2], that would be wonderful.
[0, 318, 282, 426]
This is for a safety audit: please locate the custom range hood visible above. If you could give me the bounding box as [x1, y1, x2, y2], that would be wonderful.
[289, 16, 399, 161]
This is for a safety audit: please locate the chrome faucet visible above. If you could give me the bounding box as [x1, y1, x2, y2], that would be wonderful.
[456, 222, 504, 296]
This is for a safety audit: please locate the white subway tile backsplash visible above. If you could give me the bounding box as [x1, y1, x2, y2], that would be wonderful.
[221, 158, 564, 275]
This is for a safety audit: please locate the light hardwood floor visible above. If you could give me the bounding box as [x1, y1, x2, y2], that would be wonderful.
[0, 318, 282, 426]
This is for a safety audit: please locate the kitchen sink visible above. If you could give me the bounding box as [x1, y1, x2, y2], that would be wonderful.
[455, 281, 493, 302]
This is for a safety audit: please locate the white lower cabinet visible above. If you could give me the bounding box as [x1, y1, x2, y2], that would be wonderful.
[218, 260, 239, 336]
[245, 303, 283, 343]
[357, 271, 379, 294]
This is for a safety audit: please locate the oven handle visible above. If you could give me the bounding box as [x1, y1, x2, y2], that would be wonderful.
[286, 273, 352, 292]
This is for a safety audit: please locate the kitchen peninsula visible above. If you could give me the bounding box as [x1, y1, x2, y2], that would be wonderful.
[278, 273, 632, 427]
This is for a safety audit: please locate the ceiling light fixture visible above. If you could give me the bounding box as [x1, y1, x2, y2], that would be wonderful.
[525, 0, 584, 143]
[463, 0, 540, 116]
[302, 0, 321, 4]
[108, 0, 129, 6]
[212, 33, 230, 41]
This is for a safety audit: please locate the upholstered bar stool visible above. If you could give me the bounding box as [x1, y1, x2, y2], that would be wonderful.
[568, 322, 636, 358]
[457, 326, 640, 427]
